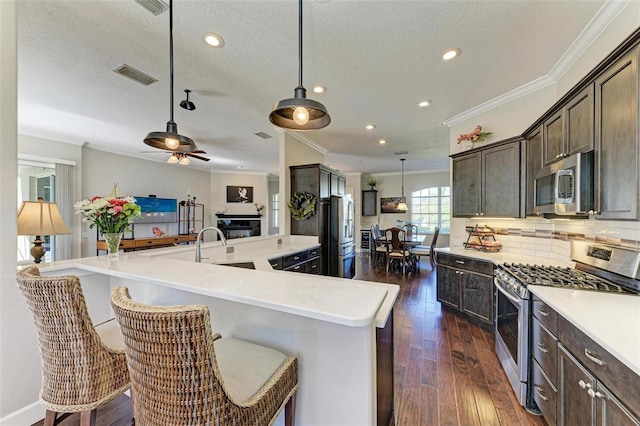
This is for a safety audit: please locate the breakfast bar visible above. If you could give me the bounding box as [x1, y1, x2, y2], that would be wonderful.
[37, 235, 399, 426]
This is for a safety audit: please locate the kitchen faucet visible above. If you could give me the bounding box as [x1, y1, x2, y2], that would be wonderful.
[195, 227, 227, 262]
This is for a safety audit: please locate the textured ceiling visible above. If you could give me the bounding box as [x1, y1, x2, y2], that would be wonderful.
[17, 0, 607, 175]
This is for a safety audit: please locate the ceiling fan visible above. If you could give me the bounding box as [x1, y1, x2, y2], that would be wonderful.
[141, 150, 210, 165]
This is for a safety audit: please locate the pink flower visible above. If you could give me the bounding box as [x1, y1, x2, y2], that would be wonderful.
[113, 205, 123, 214]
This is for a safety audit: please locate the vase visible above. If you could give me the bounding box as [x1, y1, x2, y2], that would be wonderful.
[102, 232, 123, 260]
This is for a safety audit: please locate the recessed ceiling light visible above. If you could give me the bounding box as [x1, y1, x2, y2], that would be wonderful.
[417, 100, 432, 108]
[378, 139, 386, 144]
[442, 48, 461, 61]
[312, 85, 326, 94]
[366, 124, 376, 130]
[204, 32, 225, 48]
[237, 166, 246, 169]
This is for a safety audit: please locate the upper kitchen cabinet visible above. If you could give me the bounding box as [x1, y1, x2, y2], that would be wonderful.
[452, 139, 524, 218]
[361, 190, 377, 216]
[594, 47, 639, 220]
[290, 163, 345, 235]
[543, 84, 595, 166]
[525, 126, 543, 216]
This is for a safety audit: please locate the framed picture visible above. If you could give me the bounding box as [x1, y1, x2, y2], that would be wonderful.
[226, 186, 254, 203]
[380, 197, 406, 214]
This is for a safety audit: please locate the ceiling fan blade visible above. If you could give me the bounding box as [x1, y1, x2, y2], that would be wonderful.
[187, 153, 210, 162]
[191, 149, 207, 154]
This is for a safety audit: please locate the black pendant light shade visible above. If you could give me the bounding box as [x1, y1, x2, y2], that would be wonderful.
[397, 158, 408, 211]
[143, 0, 198, 153]
[269, 0, 330, 131]
[180, 89, 196, 111]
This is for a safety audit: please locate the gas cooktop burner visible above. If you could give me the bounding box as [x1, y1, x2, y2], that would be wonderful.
[500, 263, 638, 294]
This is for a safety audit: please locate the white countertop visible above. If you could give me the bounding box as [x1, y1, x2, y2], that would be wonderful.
[435, 247, 574, 268]
[436, 247, 640, 377]
[529, 286, 640, 377]
[41, 235, 398, 329]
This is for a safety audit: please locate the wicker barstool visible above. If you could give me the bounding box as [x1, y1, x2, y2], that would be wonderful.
[16, 266, 130, 426]
[110, 286, 299, 426]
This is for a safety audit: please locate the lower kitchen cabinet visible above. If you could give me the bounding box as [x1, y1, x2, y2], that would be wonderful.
[530, 294, 640, 426]
[435, 252, 494, 328]
[268, 246, 322, 275]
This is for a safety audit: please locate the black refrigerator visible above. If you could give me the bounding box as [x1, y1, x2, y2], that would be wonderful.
[323, 195, 356, 278]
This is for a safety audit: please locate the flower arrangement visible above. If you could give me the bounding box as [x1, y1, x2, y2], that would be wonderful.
[254, 203, 265, 214]
[457, 125, 492, 146]
[367, 178, 377, 189]
[74, 192, 141, 235]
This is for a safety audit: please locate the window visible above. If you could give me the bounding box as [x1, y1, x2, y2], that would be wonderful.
[410, 186, 450, 235]
[271, 193, 280, 228]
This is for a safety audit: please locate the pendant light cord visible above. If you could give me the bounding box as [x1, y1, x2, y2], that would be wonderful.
[298, 0, 303, 88]
[169, 0, 175, 123]
[401, 158, 405, 197]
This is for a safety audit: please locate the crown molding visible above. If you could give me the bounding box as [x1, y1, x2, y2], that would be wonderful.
[286, 131, 328, 154]
[444, 0, 628, 128]
[209, 169, 268, 176]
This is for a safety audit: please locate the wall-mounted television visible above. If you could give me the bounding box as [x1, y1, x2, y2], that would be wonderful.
[134, 196, 177, 223]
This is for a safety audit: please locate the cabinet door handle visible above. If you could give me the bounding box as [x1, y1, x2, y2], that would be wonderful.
[584, 348, 605, 366]
[293, 256, 300, 260]
[455, 260, 465, 265]
[535, 387, 549, 401]
[294, 265, 301, 270]
[578, 380, 592, 390]
[536, 308, 549, 316]
[536, 343, 549, 354]
[587, 388, 604, 399]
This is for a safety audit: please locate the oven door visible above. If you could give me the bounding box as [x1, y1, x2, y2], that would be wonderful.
[495, 278, 529, 406]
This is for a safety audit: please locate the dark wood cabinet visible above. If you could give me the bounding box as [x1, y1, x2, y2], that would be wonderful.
[543, 85, 594, 166]
[531, 294, 640, 426]
[452, 139, 523, 218]
[435, 252, 494, 328]
[594, 48, 639, 220]
[525, 126, 543, 216]
[362, 190, 377, 216]
[269, 246, 321, 275]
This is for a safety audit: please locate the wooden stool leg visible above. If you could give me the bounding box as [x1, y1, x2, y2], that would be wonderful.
[80, 409, 97, 426]
[285, 392, 296, 426]
[44, 410, 57, 426]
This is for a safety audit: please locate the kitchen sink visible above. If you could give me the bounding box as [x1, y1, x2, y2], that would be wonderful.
[213, 261, 256, 270]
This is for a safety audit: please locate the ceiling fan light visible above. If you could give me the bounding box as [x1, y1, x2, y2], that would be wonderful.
[167, 154, 179, 164]
[178, 156, 191, 165]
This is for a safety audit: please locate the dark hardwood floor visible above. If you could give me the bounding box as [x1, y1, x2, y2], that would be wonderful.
[33, 253, 546, 426]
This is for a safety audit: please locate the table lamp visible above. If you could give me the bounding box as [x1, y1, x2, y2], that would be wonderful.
[17, 199, 71, 264]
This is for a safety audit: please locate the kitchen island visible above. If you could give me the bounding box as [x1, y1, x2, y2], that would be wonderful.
[36, 235, 399, 426]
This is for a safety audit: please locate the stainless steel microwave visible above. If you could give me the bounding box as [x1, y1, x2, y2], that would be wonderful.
[533, 151, 594, 216]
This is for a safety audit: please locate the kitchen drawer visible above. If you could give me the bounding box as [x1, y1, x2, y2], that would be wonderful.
[532, 359, 557, 426]
[285, 262, 306, 273]
[532, 317, 558, 384]
[306, 257, 321, 274]
[435, 252, 493, 276]
[268, 256, 283, 270]
[558, 315, 640, 416]
[283, 250, 308, 268]
[532, 296, 558, 334]
[308, 246, 320, 258]
[134, 238, 162, 248]
[164, 236, 181, 244]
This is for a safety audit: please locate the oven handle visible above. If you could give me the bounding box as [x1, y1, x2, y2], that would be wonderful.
[494, 279, 523, 308]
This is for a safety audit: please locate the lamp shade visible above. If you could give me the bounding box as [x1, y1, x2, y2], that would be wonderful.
[397, 199, 408, 211]
[17, 200, 71, 236]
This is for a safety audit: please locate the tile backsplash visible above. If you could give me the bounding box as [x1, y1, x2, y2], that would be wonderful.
[460, 217, 640, 264]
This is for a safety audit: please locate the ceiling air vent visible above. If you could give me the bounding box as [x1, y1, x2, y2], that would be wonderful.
[134, 0, 168, 15]
[113, 64, 158, 86]
[254, 132, 272, 139]
[394, 151, 409, 155]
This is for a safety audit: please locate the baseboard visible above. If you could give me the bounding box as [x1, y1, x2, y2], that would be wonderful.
[0, 400, 41, 426]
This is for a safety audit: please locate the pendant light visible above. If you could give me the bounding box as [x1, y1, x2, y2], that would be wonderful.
[397, 158, 409, 211]
[269, 0, 331, 131]
[144, 0, 198, 153]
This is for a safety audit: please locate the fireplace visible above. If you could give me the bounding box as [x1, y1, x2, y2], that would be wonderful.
[216, 216, 261, 240]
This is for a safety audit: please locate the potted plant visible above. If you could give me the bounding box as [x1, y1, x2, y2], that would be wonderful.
[367, 178, 377, 190]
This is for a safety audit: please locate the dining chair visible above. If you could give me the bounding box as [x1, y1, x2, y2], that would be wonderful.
[385, 228, 413, 275]
[16, 266, 130, 426]
[110, 286, 299, 426]
[371, 224, 388, 267]
[410, 227, 440, 270]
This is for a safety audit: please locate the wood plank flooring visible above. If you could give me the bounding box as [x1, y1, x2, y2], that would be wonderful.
[33, 253, 546, 426]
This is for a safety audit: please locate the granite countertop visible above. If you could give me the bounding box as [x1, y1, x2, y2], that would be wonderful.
[41, 235, 399, 329]
[435, 246, 639, 377]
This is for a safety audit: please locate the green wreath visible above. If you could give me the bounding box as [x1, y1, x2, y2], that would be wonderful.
[288, 191, 317, 221]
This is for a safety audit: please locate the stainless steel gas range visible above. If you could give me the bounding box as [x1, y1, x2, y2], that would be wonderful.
[494, 240, 640, 412]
